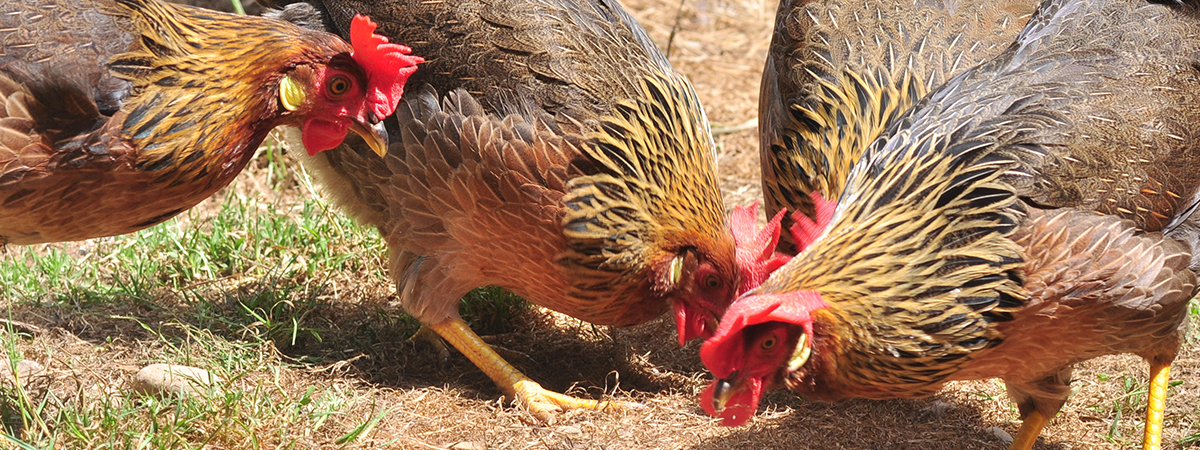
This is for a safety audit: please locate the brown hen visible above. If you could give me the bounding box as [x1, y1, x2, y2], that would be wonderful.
[703, 0, 1200, 448]
[760, 0, 1038, 251]
[266, 0, 744, 422]
[0, 0, 420, 246]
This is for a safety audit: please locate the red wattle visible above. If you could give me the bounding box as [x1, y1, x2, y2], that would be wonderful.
[301, 119, 349, 155]
[699, 377, 761, 426]
[674, 300, 708, 345]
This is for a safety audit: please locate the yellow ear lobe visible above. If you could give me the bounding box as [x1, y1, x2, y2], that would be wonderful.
[787, 331, 811, 372]
[279, 75, 306, 111]
[669, 256, 684, 287]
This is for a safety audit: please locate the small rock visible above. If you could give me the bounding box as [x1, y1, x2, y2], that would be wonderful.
[130, 364, 221, 398]
[448, 442, 486, 450]
[555, 425, 582, 436]
[988, 426, 1014, 444]
[0, 359, 45, 382]
[924, 399, 954, 417]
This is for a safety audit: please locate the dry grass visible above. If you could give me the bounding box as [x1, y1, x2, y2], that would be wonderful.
[2, 0, 1199, 448]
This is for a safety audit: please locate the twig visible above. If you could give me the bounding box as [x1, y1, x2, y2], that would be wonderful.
[711, 118, 758, 135]
[666, 0, 686, 59]
[0, 319, 43, 336]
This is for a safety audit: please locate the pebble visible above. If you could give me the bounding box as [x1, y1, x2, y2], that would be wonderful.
[0, 359, 45, 383]
[988, 426, 1014, 444]
[130, 364, 221, 397]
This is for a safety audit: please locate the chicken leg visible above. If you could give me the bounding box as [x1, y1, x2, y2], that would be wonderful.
[1008, 361, 1171, 450]
[1008, 410, 1049, 450]
[1143, 362, 1171, 450]
[428, 318, 636, 423]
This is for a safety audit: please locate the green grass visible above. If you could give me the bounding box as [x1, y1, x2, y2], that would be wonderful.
[1, 318, 391, 449]
[0, 186, 385, 307]
[0, 149, 527, 448]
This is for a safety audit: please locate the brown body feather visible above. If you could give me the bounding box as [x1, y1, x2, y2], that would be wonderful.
[758, 0, 1200, 430]
[0, 0, 357, 245]
[272, 0, 735, 419]
[759, 0, 1039, 251]
[280, 0, 734, 328]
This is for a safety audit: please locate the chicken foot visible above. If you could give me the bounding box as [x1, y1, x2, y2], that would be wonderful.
[407, 325, 452, 365]
[428, 318, 638, 423]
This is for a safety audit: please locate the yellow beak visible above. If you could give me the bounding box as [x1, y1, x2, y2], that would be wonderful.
[349, 119, 389, 157]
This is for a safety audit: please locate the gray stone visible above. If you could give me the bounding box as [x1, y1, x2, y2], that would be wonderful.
[130, 364, 221, 397]
[988, 426, 1014, 444]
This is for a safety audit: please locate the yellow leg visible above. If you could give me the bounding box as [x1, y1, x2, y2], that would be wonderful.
[1143, 363, 1171, 450]
[1008, 410, 1049, 450]
[428, 318, 636, 423]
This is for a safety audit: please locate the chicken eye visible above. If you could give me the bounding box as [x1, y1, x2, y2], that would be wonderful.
[704, 274, 722, 289]
[760, 336, 777, 351]
[328, 76, 352, 96]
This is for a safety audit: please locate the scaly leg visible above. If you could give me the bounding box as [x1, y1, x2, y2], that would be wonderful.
[1143, 363, 1171, 450]
[429, 318, 636, 423]
[1008, 410, 1049, 450]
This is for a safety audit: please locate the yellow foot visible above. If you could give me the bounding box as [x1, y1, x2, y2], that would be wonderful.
[429, 318, 644, 424]
[1143, 363, 1171, 450]
[407, 325, 451, 365]
[511, 379, 643, 424]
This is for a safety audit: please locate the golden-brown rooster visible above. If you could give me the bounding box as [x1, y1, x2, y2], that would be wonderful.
[760, 0, 1038, 251]
[702, 0, 1200, 448]
[263, 0, 761, 422]
[0, 0, 421, 246]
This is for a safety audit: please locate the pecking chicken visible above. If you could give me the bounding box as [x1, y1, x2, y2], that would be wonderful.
[0, 0, 421, 246]
[759, 0, 1038, 251]
[702, 0, 1200, 448]
[262, 0, 761, 422]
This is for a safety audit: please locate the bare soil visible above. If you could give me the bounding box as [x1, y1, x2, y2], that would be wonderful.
[3, 0, 1199, 448]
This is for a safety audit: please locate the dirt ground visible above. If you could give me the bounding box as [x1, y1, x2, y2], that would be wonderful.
[5, 0, 1200, 448]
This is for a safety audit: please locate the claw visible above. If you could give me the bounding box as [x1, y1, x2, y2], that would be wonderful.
[511, 379, 643, 423]
[407, 325, 451, 366]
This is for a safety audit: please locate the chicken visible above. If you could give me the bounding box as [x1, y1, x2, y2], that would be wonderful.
[0, 0, 421, 246]
[262, 0, 750, 422]
[759, 0, 1038, 251]
[701, 0, 1200, 448]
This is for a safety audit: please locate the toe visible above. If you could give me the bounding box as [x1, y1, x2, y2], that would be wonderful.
[510, 379, 640, 423]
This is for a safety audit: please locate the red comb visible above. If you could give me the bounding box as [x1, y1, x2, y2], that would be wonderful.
[730, 203, 791, 296]
[700, 291, 825, 380]
[788, 191, 836, 252]
[698, 290, 826, 426]
[350, 15, 423, 120]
